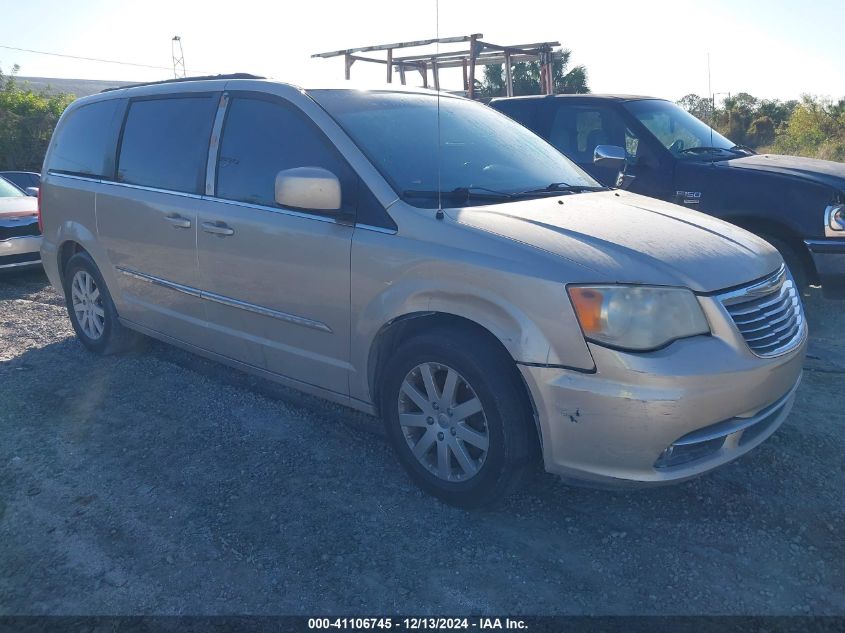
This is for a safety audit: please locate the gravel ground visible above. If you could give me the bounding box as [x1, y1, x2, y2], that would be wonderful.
[0, 268, 843, 615]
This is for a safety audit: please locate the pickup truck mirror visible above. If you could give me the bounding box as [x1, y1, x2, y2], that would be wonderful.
[593, 145, 626, 170]
[275, 167, 341, 212]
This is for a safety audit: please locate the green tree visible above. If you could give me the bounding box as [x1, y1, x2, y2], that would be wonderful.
[773, 95, 845, 161]
[479, 49, 589, 98]
[0, 64, 74, 171]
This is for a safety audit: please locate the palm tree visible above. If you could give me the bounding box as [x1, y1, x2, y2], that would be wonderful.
[479, 49, 589, 98]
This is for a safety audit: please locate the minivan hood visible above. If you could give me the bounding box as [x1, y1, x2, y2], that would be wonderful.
[447, 190, 781, 293]
[721, 153, 845, 191]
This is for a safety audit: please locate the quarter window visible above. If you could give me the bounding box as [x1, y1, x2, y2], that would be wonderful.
[117, 96, 218, 193]
[216, 96, 354, 212]
[48, 100, 123, 178]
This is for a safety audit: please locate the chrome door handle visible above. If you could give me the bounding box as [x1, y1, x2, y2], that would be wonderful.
[164, 214, 191, 229]
[201, 221, 235, 236]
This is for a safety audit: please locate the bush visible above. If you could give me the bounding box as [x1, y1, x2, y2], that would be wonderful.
[0, 64, 74, 172]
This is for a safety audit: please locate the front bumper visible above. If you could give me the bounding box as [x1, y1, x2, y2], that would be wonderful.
[805, 239, 845, 299]
[520, 308, 807, 487]
[0, 235, 42, 270]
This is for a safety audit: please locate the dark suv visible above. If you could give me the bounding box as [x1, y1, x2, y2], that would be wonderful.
[491, 94, 845, 297]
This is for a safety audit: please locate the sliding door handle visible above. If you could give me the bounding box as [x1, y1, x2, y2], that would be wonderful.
[201, 221, 235, 236]
[164, 214, 191, 229]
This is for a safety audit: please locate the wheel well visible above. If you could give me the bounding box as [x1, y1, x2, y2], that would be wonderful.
[58, 241, 86, 288]
[725, 216, 818, 283]
[368, 312, 541, 452]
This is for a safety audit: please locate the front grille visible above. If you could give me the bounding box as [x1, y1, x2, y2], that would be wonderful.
[720, 266, 805, 357]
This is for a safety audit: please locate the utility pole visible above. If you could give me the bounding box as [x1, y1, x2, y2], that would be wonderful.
[172, 36, 186, 78]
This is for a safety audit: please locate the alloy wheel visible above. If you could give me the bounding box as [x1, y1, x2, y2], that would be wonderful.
[397, 362, 489, 482]
[71, 270, 105, 340]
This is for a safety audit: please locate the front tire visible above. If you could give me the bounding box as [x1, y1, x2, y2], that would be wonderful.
[380, 327, 536, 507]
[63, 252, 140, 354]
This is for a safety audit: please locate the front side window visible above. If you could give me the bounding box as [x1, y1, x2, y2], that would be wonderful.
[117, 96, 218, 193]
[311, 90, 599, 208]
[624, 99, 738, 158]
[48, 99, 123, 178]
[548, 105, 638, 164]
[215, 96, 353, 211]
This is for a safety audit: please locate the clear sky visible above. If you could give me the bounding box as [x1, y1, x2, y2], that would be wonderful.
[1, 0, 843, 102]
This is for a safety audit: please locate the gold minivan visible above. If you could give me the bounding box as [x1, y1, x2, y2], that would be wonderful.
[40, 75, 806, 506]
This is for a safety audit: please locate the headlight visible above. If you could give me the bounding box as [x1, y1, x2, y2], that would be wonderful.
[827, 204, 845, 235]
[568, 285, 710, 351]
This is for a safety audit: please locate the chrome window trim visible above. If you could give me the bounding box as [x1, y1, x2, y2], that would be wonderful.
[202, 196, 344, 226]
[48, 172, 103, 183]
[48, 172, 205, 200]
[101, 179, 205, 200]
[116, 266, 332, 333]
[354, 223, 397, 235]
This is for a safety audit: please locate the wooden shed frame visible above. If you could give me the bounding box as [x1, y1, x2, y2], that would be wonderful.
[312, 34, 562, 99]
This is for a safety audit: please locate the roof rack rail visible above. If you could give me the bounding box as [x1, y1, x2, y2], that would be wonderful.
[101, 73, 265, 93]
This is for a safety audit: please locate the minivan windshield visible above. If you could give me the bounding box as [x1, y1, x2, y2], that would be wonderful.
[311, 90, 602, 208]
[0, 176, 24, 198]
[624, 99, 745, 159]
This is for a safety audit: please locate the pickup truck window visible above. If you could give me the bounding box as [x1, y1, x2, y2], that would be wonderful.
[624, 99, 735, 157]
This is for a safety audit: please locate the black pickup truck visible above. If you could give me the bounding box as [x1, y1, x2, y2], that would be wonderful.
[490, 94, 845, 298]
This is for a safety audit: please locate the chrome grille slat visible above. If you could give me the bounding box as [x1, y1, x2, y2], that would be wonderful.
[732, 295, 793, 327]
[727, 285, 790, 316]
[718, 266, 805, 358]
[742, 311, 800, 343]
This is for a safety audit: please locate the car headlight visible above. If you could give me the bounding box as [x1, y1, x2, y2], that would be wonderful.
[827, 204, 845, 235]
[568, 285, 710, 351]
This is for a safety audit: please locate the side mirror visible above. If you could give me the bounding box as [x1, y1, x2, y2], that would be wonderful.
[593, 145, 626, 170]
[274, 167, 341, 212]
[25, 187, 39, 197]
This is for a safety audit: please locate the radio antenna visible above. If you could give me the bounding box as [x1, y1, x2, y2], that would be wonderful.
[435, 0, 444, 219]
[708, 52, 714, 147]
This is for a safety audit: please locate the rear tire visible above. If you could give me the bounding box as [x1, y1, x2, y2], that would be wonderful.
[379, 326, 536, 507]
[63, 252, 140, 355]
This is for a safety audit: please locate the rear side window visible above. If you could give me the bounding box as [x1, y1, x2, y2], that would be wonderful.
[117, 95, 218, 194]
[48, 100, 122, 178]
[216, 96, 354, 212]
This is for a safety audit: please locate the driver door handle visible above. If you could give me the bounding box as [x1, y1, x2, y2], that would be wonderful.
[164, 214, 191, 229]
[201, 221, 235, 236]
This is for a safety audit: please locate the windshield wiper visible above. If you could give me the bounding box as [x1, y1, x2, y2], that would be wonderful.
[514, 182, 608, 196]
[730, 144, 757, 155]
[401, 186, 514, 203]
[678, 146, 745, 156]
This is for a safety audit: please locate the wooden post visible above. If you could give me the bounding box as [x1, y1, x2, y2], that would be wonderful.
[461, 59, 468, 92]
[399, 64, 406, 85]
[419, 62, 428, 88]
[344, 54, 353, 80]
[386, 49, 393, 83]
[504, 51, 513, 97]
[468, 34, 478, 99]
[432, 59, 440, 91]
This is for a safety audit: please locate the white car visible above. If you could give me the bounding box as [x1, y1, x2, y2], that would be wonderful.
[0, 176, 41, 271]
